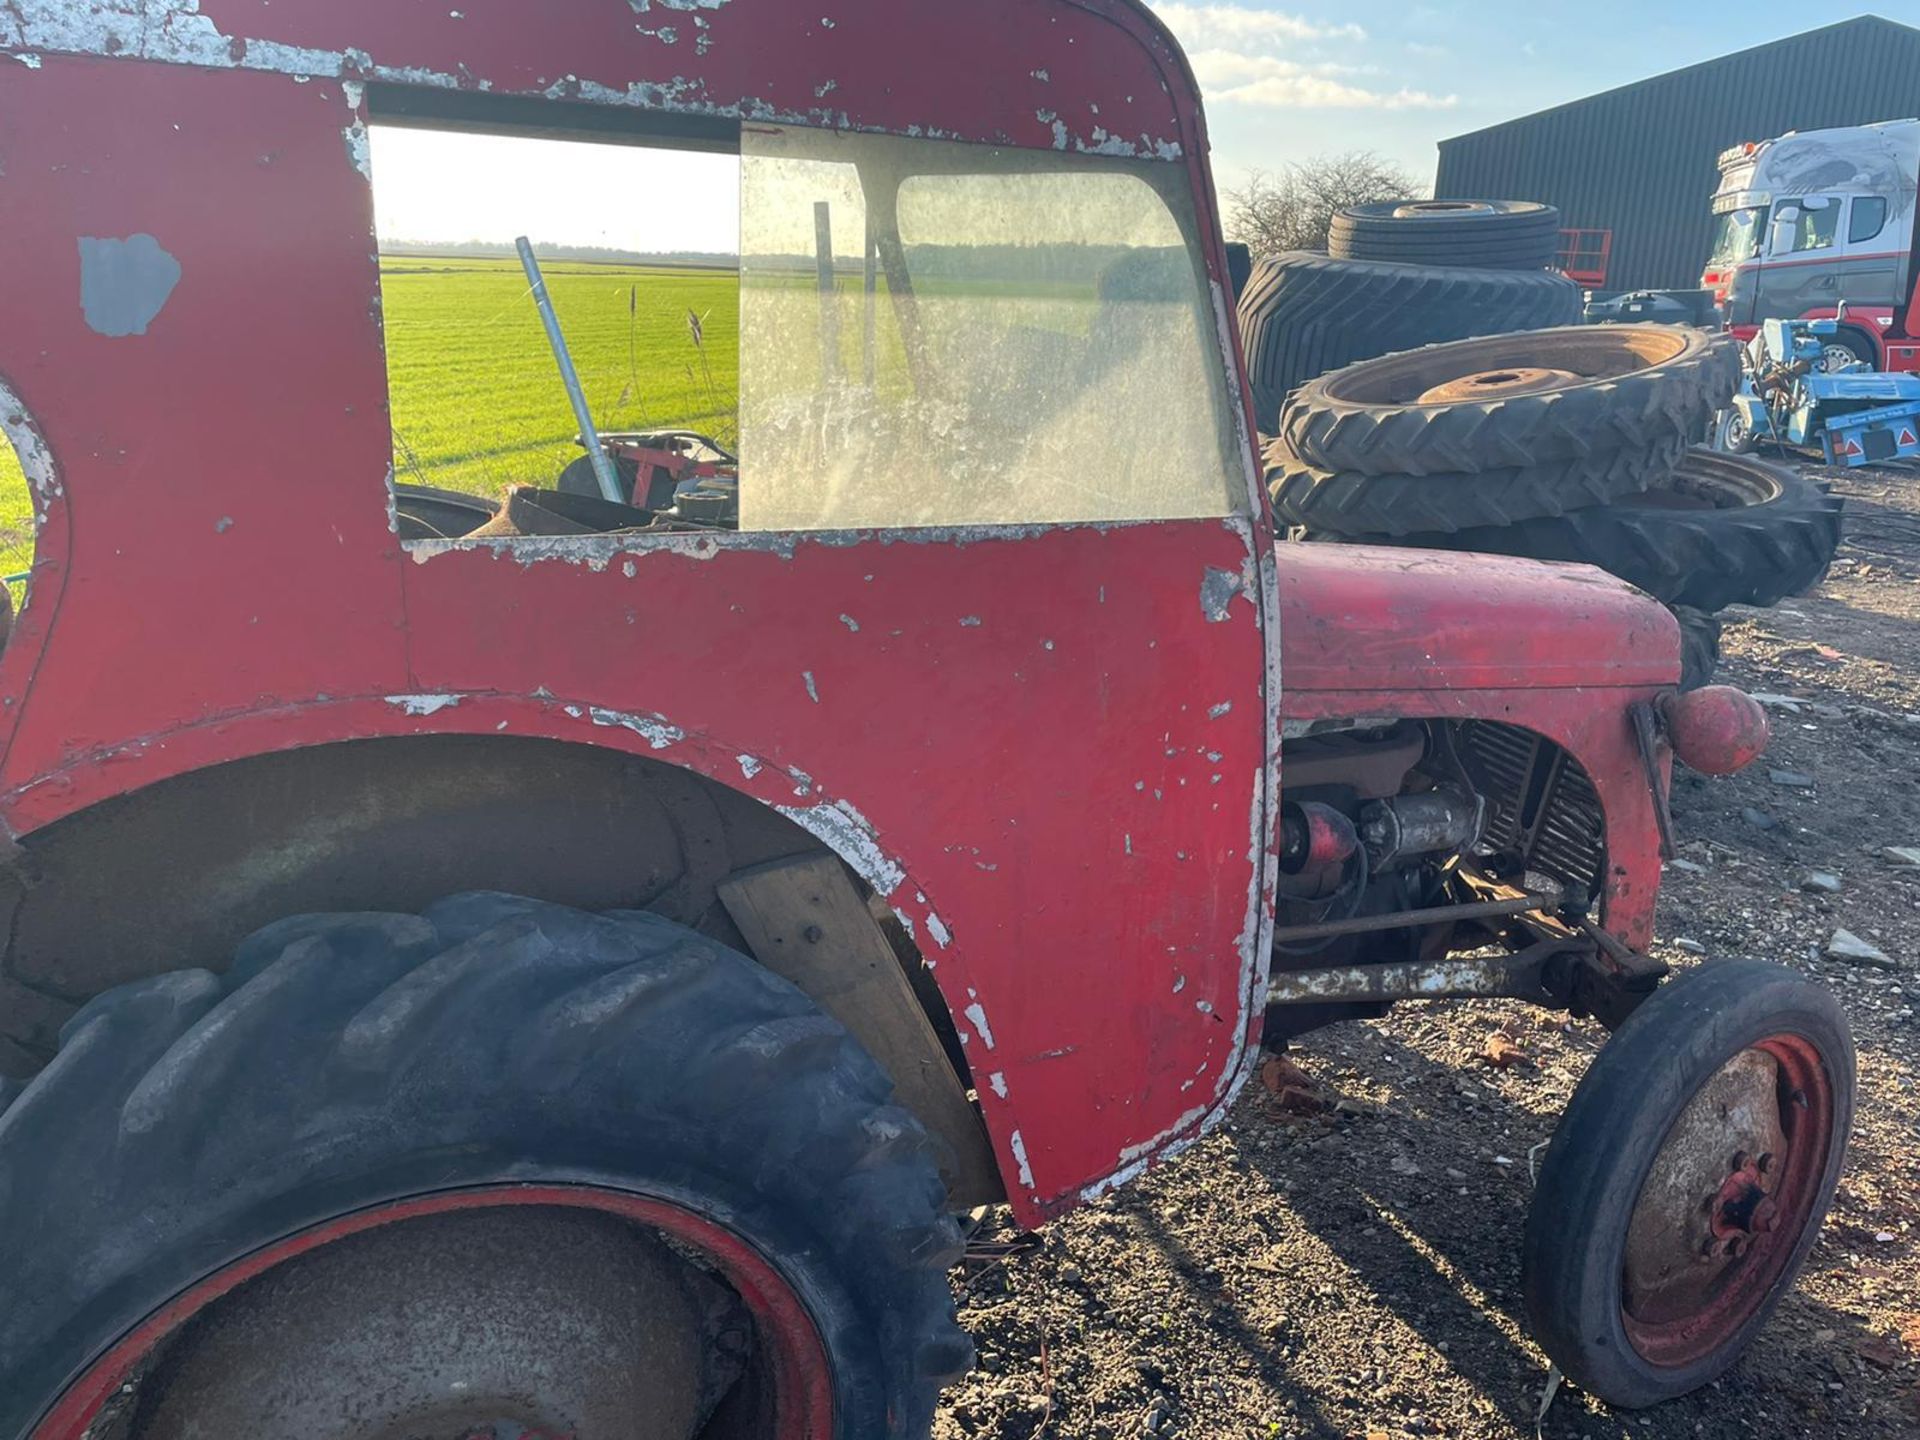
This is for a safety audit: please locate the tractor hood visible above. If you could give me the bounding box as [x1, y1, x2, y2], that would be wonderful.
[1278, 543, 1680, 695]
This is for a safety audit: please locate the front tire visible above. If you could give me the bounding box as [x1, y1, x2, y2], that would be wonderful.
[1522, 961, 1854, 1408]
[0, 895, 970, 1440]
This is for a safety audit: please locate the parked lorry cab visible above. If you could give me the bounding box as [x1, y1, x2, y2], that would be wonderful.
[1704, 118, 1920, 372]
[0, 3, 1851, 1436]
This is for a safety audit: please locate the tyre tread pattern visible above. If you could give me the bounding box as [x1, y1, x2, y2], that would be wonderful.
[1266, 432, 1688, 536]
[1281, 328, 1741, 478]
[1306, 451, 1843, 608]
[1236, 252, 1582, 435]
[0, 896, 969, 1439]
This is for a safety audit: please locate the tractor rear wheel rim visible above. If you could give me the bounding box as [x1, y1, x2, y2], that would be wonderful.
[1316, 326, 1695, 408]
[1417, 366, 1583, 404]
[1620, 1035, 1835, 1368]
[31, 1185, 835, 1440]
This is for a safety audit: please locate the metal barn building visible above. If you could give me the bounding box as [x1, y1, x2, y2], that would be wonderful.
[1434, 15, 1920, 293]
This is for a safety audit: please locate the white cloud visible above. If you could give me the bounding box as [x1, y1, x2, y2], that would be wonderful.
[1153, 3, 1367, 50]
[1187, 50, 1457, 110]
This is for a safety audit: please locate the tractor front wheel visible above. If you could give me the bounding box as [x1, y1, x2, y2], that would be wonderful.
[1522, 960, 1853, 1407]
[0, 895, 971, 1440]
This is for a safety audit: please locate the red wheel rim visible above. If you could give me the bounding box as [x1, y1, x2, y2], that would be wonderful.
[1621, 1034, 1836, 1367]
[30, 1184, 835, 1440]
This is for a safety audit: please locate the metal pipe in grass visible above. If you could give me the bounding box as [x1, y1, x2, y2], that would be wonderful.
[515, 236, 626, 506]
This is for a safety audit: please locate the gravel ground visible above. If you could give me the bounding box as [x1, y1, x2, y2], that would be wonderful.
[935, 458, 1920, 1440]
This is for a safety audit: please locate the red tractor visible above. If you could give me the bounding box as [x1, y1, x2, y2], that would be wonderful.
[0, 3, 1851, 1437]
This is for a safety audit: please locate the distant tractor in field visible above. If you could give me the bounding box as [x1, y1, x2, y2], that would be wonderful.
[0, 3, 1852, 1437]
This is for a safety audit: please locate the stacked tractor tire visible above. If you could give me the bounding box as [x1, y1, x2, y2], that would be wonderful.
[1241, 203, 1846, 691]
[1238, 200, 1580, 434]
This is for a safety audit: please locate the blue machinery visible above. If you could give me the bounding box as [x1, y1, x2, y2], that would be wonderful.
[1718, 318, 1920, 467]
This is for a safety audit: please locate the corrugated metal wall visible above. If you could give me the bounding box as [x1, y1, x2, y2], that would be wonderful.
[1435, 17, 1920, 292]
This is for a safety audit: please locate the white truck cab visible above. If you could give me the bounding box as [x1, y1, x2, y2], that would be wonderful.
[1704, 119, 1920, 372]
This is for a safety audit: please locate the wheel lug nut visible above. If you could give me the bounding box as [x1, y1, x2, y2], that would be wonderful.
[1730, 1151, 1748, 1172]
[1758, 1151, 1775, 1174]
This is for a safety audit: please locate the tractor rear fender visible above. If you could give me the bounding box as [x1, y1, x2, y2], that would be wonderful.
[0, 726, 1008, 1206]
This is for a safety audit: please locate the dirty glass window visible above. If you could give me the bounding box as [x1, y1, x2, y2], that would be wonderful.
[1787, 201, 1840, 254]
[1849, 196, 1890, 246]
[1707, 207, 1765, 265]
[737, 128, 1243, 531]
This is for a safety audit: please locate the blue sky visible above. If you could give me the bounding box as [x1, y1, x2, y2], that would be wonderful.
[1162, 2, 1914, 191]
[370, 3, 1912, 249]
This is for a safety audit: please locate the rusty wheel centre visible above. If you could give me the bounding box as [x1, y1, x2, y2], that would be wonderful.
[1417, 366, 1584, 404]
[32, 1188, 833, 1440]
[1620, 1037, 1835, 1368]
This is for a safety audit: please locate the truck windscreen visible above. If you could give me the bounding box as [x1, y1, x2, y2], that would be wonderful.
[1709, 206, 1767, 264]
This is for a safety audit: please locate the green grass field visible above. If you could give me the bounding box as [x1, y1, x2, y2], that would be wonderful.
[382, 257, 739, 495]
[0, 257, 741, 600]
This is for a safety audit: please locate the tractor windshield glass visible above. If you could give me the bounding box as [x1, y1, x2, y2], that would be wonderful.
[737, 127, 1243, 531]
[1708, 206, 1766, 265]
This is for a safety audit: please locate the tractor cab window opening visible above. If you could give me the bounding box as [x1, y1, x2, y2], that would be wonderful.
[736, 127, 1245, 532]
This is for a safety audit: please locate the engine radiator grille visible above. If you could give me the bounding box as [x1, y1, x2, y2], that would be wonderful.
[1457, 721, 1607, 902]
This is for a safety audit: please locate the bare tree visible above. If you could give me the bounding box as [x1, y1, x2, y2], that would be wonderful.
[1227, 152, 1425, 258]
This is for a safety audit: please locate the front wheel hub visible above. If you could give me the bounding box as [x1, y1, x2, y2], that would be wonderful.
[1620, 1038, 1835, 1368]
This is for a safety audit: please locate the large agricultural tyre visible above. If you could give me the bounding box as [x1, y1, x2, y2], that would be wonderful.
[1328, 199, 1562, 271]
[1281, 325, 1742, 478]
[1673, 606, 1723, 693]
[1236, 251, 1583, 434]
[1523, 960, 1853, 1407]
[0, 894, 971, 1440]
[1329, 450, 1844, 610]
[1265, 430, 1689, 537]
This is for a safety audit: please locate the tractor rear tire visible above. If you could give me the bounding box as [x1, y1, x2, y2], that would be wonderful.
[1237, 252, 1582, 434]
[1265, 430, 1689, 537]
[1327, 450, 1843, 609]
[0, 895, 970, 1440]
[1328, 199, 1562, 271]
[1280, 326, 1742, 478]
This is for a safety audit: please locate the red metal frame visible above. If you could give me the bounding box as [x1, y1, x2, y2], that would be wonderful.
[0, 2, 1276, 1226]
[30, 1184, 836, 1440]
[0, 0, 1677, 1230]
[1556, 228, 1613, 289]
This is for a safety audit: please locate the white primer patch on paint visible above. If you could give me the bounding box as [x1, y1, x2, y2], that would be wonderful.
[587, 706, 684, 750]
[736, 754, 763, 779]
[987, 1071, 1009, 1100]
[1008, 1129, 1036, 1189]
[962, 1001, 995, 1050]
[385, 694, 460, 717]
[926, 912, 952, 949]
[775, 798, 905, 896]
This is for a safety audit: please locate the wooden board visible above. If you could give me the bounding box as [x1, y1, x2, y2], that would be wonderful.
[719, 853, 1001, 1207]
